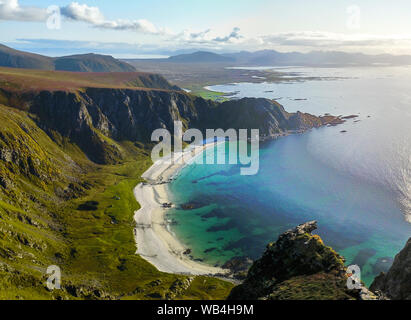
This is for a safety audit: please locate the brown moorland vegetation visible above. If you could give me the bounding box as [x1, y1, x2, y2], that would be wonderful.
[0, 67, 181, 93]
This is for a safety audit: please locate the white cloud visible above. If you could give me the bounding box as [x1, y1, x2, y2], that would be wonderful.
[61, 2, 168, 35]
[60, 2, 104, 25]
[260, 31, 411, 49]
[98, 19, 164, 34]
[0, 0, 47, 21]
[213, 27, 242, 43]
[177, 29, 212, 42]
[0, 1, 242, 43]
[0, 1, 168, 35]
[172, 27, 245, 47]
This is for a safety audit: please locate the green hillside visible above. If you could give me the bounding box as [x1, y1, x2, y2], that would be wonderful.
[0, 100, 233, 300]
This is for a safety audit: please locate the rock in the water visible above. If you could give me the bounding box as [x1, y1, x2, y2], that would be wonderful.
[370, 238, 411, 300]
[222, 256, 254, 274]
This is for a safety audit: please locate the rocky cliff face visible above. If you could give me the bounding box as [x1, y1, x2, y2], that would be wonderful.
[228, 221, 376, 300]
[1, 88, 338, 165]
[27, 89, 201, 163]
[370, 238, 411, 300]
[196, 98, 338, 135]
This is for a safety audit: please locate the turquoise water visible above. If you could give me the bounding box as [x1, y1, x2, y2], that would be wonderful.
[168, 66, 411, 286]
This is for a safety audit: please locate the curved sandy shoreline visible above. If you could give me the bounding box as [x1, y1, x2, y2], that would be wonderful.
[133, 143, 229, 275]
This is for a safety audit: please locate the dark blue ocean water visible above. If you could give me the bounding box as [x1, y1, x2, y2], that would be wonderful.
[168, 66, 411, 285]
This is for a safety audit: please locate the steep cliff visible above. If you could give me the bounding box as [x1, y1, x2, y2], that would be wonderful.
[228, 222, 376, 300]
[1, 87, 340, 165]
[25, 89, 200, 164]
[198, 98, 337, 135]
[370, 238, 411, 300]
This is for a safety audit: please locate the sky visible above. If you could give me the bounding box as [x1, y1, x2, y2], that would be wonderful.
[2, 0, 411, 57]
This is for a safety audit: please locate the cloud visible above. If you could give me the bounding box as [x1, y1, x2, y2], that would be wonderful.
[261, 31, 411, 49]
[172, 29, 213, 44]
[60, 2, 104, 25]
[0, 0, 47, 21]
[97, 19, 164, 34]
[172, 27, 244, 47]
[0, 1, 242, 45]
[0, 1, 168, 35]
[61, 2, 168, 35]
[213, 27, 242, 43]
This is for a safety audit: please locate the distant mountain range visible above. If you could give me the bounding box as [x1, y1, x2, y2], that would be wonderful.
[5, 43, 411, 70]
[0, 44, 136, 72]
[167, 51, 235, 63]
[165, 50, 411, 66]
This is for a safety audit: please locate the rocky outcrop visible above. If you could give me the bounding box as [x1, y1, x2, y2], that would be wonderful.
[165, 277, 195, 300]
[228, 221, 376, 300]
[370, 238, 411, 300]
[198, 98, 339, 136]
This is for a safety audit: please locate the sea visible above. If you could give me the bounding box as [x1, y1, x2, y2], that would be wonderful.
[167, 66, 411, 285]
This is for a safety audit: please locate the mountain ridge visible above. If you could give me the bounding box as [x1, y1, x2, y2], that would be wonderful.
[168, 51, 235, 63]
[165, 49, 411, 66]
[0, 44, 136, 72]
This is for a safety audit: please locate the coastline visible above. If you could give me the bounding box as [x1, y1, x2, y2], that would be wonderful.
[133, 143, 229, 276]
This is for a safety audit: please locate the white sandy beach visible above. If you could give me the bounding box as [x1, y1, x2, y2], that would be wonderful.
[133, 143, 229, 275]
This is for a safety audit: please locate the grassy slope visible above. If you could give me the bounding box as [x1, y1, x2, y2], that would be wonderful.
[0, 70, 233, 300]
[54, 54, 136, 73]
[0, 105, 233, 300]
[0, 67, 179, 93]
[185, 85, 230, 102]
[0, 44, 55, 71]
[61, 152, 232, 300]
[0, 105, 72, 299]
